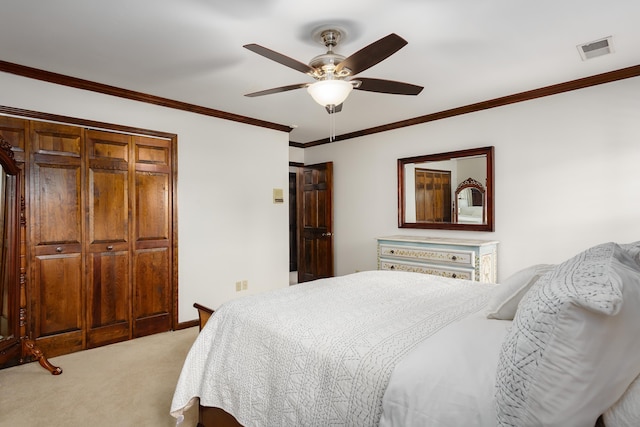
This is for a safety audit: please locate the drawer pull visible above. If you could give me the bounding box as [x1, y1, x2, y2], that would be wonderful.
[107, 245, 114, 251]
[389, 265, 395, 270]
[56, 247, 62, 253]
[451, 255, 457, 261]
[452, 273, 457, 278]
[389, 249, 395, 254]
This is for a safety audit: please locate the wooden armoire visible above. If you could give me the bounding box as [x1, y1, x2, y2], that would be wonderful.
[0, 114, 176, 358]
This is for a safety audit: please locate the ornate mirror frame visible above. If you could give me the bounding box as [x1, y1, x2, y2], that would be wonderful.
[0, 136, 61, 374]
[398, 146, 494, 231]
[453, 177, 486, 224]
[0, 137, 21, 367]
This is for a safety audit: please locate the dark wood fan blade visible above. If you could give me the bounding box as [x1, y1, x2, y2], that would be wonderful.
[354, 78, 423, 95]
[325, 103, 343, 114]
[245, 83, 309, 97]
[335, 34, 407, 76]
[244, 44, 315, 75]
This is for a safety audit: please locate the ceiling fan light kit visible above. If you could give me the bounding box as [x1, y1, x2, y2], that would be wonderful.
[306, 79, 353, 107]
[243, 28, 423, 116]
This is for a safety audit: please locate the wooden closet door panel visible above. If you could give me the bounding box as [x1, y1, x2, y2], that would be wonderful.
[86, 130, 131, 347]
[133, 247, 170, 336]
[86, 251, 129, 348]
[88, 169, 128, 244]
[132, 136, 171, 337]
[135, 172, 169, 240]
[30, 122, 84, 357]
[35, 254, 82, 335]
[33, 252, 83, 357]
[34, 164, 82, 244]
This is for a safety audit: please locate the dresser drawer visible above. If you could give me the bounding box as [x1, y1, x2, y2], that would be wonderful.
[376, 236, 499, 283]
[379, 244, 475, 267]
[379, 259, 475, 280]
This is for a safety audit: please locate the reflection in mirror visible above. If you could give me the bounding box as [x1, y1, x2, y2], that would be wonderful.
[0, 167, 7, 339]
[398, 146, 494, 231]
[0, 136, 20, 367]
[454, 178, 485, 224]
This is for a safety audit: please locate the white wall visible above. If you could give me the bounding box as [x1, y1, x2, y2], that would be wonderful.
[289, 146, 305, 164]
[3, 71, 639, 320]
[0, 72, 291, 322]
[303, 76, 640, 281]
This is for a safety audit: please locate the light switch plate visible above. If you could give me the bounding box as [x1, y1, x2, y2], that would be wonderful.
[273, 188, 284, 203]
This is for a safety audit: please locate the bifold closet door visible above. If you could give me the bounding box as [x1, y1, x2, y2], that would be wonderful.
[30, 122, 84, 357]
[132, 136, 172, 337]
[415, 169, 452, 223]
[86, 131, 173, 344]
[85, 130, 132, 348]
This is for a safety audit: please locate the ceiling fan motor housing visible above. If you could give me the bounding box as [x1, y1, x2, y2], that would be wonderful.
[309, 29, 351, 79]
[309, 53, 349, 78]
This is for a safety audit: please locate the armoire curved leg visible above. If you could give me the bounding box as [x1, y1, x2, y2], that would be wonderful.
[22, 339, 63, 375]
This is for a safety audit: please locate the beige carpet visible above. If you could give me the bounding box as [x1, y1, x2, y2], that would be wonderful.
[0, 327, 200, 427]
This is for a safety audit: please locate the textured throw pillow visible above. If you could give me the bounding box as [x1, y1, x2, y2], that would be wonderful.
[622, 241, 640, 265]
[495, 242, 640, 427]
[604, 374, 640, 427]
[485, 264, 554, 320]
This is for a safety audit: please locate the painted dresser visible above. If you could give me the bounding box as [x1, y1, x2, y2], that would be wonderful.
[377, 235, 499, 283]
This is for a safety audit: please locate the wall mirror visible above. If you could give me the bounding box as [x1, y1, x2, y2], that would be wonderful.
[398, 146, 494, 231]
[0, 136, 61, 373]
[0, 137, 22, 367]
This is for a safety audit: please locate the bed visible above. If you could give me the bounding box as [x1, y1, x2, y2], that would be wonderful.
[457, 206, 484, 223]
[171, 241, 640, 427]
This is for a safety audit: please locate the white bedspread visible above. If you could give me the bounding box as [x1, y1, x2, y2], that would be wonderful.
[380, 310, 511, 427]
[171, 270, 496, 427]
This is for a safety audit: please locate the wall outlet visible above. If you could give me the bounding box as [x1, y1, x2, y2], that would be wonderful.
[235, 281, 242, 292]
[242, 280, 248, 290]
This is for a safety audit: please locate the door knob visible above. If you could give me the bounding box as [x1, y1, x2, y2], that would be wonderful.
[321, 232, 333, 237]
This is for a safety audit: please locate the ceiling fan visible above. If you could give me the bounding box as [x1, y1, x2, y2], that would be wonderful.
[243, 28, 423, 114]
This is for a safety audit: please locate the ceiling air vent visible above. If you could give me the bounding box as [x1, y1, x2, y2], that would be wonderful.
[577, 36, 614, 61]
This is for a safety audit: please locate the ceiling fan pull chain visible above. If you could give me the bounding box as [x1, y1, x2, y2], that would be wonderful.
[329, 107, 336, 141]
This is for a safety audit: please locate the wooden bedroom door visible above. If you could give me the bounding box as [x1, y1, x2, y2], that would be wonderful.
[297, 162, 333, 283]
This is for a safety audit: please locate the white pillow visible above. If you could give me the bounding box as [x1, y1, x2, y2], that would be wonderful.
[604, 374, 640, 426]
[485, 264, 554, 320]
[495, 242, 640, 427]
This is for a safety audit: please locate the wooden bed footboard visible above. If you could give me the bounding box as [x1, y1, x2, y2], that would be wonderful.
[192, 303, 244, 427]
[193, 303, 214, 331]
[198, 406, 243, 427]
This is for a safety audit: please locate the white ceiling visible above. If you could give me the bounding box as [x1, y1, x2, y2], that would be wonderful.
[1, 0, 639, 143]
